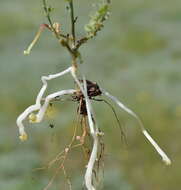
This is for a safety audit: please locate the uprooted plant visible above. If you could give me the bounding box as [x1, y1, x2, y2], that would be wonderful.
[16, 0, 171, 189]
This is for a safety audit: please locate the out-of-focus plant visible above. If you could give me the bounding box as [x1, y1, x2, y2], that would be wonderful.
[16, 0, 171, 189]
[85, 0, 110, 38]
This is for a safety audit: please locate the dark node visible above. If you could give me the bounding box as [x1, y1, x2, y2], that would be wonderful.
[72, 80, 102, 116]
[73, 80, 102, 101]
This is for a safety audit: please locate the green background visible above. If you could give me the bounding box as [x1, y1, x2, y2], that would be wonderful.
[0, 0, 181, 189]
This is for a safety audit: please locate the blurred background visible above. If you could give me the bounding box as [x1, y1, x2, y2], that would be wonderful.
[0, 0, 181, 189]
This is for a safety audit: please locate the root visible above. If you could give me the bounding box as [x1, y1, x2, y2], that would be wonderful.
[92, 98, 127, 146]
[101, 88, 171, 165]
[43, 114, 81, 190]
[77, 116, 88, 145]
[17, 65, 171, 190]
[40, 104, 101, 190]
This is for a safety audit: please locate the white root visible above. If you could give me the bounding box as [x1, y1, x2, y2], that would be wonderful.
[16, 84, 48, 141]
[71, 68, 98, 190]
[71, 68, 95, 134]
[101, 88, 171, 165]
[17, 66, 72, 140]
[83, 78, 99, 190]
[85, 133, 98, 190]
[17, 62, 171, 190]
[36, 89, 76, 122]
[41, 67, 72, 83]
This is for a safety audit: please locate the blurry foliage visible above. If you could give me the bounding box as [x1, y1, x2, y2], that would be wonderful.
[85, 0, 110, 38]
[0, 0, 181, 189]
[121, 29, 167, 54]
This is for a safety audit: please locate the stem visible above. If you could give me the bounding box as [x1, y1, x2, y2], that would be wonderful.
[69, 0, 76, 46]
[42, 0, 66, 39]
[42, 0, 53, 26]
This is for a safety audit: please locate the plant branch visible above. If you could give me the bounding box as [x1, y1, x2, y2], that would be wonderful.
[69, 0, 76, 46]
[42, 0, 66, 39]
[75, 37, 89, 50]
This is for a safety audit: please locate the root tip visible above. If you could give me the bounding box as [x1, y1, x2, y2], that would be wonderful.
[19, 133, 28, 141]
[23, 50, 30, 55]
[163, 158, 171, 166]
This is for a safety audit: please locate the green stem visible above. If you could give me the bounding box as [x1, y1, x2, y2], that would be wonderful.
[42, 0, 67, 39]
[69, 0, 76, 46]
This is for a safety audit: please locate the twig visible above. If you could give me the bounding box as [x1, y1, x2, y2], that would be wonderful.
[24, 24, 50, 55]
[42, 0, 59, 39]
[69, 0, 76, 46]
[42, 0, 66, 39]
[75, 37, 89, 50]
